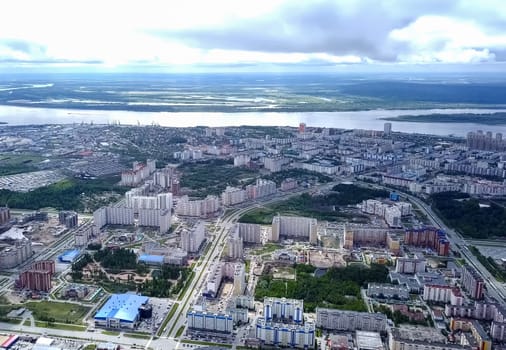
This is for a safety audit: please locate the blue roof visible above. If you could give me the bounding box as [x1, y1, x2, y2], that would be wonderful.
[138, 254, 164, 264]
[59, 249, 80, 262]
[94, 293, 149, 323]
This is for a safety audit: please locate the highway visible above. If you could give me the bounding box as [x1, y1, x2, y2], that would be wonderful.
[1, 180, 341, 350]
[363, 181, 506, 305]
[407, 194, 506, 304]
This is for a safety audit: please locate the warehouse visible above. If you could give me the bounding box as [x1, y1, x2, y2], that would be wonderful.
[94, 293, 149, 329]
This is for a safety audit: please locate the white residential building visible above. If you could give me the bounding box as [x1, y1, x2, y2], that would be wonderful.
[264, 297, 304, 323]
[221, 186, 248, 206]
[235, 223, 262, 244]
[180, 222, 206, 253]
[245, 179, 276, 200]
[227, 231, 244, 259]
[234, 154, 251, 167]
[255, 318, 315, 349]
[271, 215, 317, 244]
[176, 195, 220, 218]
[138, 209, 171, 233]
[316, 308, 387, 332]
[233, 263, 245, 296]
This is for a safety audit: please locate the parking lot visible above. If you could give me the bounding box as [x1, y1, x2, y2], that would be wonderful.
[136, 297, 173, 334]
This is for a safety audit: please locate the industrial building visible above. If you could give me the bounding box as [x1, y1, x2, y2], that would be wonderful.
[58, 249, 81, 263]
[271, 215, 317, 244]
[94, 293, 150, 329]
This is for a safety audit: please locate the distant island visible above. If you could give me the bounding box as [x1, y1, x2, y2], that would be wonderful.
[381, 112, 506, 125]
[0, 121, 7, 124]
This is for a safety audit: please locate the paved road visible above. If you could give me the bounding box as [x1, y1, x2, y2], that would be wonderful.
[364, 181, 506, 305]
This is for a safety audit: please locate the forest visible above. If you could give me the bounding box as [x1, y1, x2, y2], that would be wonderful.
[0, 176, 127, 211]
[240, 184, 388, 224]
[255, 263, 389, 312]
[179, 158, 256, 196]
[431, 192, 506, 238]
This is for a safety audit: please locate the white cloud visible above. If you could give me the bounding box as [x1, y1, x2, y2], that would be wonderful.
[0, 0, 505, 69]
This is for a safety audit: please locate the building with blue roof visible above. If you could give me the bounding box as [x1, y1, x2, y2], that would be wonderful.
[94, 293, 149, 329]
[58, 249, 81, 263]
[138, 254, 164, 265]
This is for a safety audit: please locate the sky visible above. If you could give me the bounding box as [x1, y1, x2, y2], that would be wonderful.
[1, 0, 506, 72]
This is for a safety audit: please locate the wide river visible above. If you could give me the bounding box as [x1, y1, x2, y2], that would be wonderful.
[1, 105, 506, 137]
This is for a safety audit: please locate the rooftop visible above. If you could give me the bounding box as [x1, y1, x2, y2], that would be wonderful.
[94, 293, 149, 323]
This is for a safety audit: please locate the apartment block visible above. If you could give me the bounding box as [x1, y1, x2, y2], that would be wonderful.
[316, 308, 387, 332]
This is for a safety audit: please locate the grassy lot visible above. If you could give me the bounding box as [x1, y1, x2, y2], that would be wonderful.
[250, 243, 282, 256]
[0, 317, 21, 324]
[34, 320, 86, 331]
[0, 154, 44, 176]
[101, 330, 120, 336]
[24, 301, 90, 324]
[175, 326, 185, 338]
[83, 345, 97, 350]
[124, 333, 151, 339]
[181, 340, 232, 348]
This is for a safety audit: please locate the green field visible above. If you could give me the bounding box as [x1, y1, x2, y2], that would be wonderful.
[0, 154, 45, 176]
[124, 332, 151, 339]
[250, 243, 283, 256]
[102, 330, 120, 336]
[181, 340, 232, 348]
[24, 301, 90, 324]
[34, 320, 86, 331]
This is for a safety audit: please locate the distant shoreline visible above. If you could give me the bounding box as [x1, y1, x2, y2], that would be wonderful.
[381, 112, 506, 125]
[2, 104, 506, 137]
